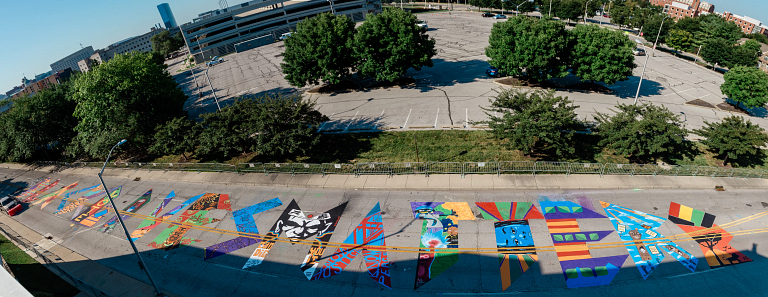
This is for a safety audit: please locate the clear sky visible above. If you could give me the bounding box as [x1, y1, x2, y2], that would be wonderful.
[0, 0, 765, 93]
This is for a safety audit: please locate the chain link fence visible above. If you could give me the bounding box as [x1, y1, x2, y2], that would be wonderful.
[0, 220, 110, 297]
[38, 161, 768, 179]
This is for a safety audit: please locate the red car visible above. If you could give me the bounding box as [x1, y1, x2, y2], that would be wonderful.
[0, 195, 22, 216]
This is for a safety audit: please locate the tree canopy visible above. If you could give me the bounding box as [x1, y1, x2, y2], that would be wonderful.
[354, 8, 436, 82]
[485, 16, 571, 81]
[666, 29, 694, 55]
[482, 88, 580, 156]
[149, 117, 200, 161]
[282, 13, 357, 87]
[720, 66, 768, 109]
[594, 103, 688, 162]
[68, 52, 188, 158]
[569, 24, 637, 85]
[693, 116, 768, 166]
[150, 30, 185, 57]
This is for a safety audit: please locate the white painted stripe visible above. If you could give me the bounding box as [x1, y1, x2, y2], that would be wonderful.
[434, 108, 440, 128]
[344, 111, 359, 131]
[403, 109, 412, 128]
[465, 108, 468, 128]
[373, 110, 385, 128]
[316, 113, 334, 132]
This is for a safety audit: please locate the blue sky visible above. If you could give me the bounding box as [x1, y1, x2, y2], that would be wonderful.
[0, 0, 765, 93]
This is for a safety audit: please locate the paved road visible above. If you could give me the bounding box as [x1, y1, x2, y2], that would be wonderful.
[1, 167, 767, 296]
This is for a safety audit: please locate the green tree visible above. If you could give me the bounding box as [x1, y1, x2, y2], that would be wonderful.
[196, 94, 328, 158]
[569, 24, 637, 85]
[609, 5, 633, 28]
[744, 33, 768, 45]
[720, 66, 768, 109]
[485, 16, 570, 81]
[282, 13, 357, 87]
[151, 30, 185, 57]
[729, 40, 761, 68]
[552, 0, 584, 23]
[642, 14, 670, 45]
[68, 52, 188, 158]
[666, 29, 694, 55]
[700, 38, 733, 67]
[353, 8, 436, 82]
[674, 16, 701, 34]
[699, 14, 742, 44]
[594, 103, 688, 162]
[694, 116, 768, 166]
[503, 0, 535, 13]
[0, 83, 78, 162]
[482, 88, 580, 156]
[148, 117, 201, 161]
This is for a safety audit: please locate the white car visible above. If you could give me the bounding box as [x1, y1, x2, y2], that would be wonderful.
[279, 32, 292, 41]
[416, 20, 428, 30]
[633, 48, 646, 56]
[207, 56, 224, 67]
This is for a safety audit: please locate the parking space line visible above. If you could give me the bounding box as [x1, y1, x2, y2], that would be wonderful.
[664, 88, 695, 96]
[434, 108, 440, 128]
[403, 109, 412, 128]
[344, 111, 359, 131]
[465, 108, 468, 128]
[317, 113, 334, 132]
[373, 110, 385, 129]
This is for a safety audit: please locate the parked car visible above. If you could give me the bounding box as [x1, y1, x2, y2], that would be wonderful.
[633, 48, 646, 56]
[492, 14, 507, 19]
[0, 195, 22, 216]
[481, 12, 493, 17]
[416, 20, 428, 30]
[279, 32, 292, 41]
[207, 56, 224, 67]
[486, 66, 503, 77]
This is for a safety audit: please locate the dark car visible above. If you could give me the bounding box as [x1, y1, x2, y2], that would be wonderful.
[486, 66, 503, 77]
[481, 12, 493, 17]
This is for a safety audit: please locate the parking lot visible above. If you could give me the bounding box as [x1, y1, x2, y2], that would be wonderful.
[169, 10, 766, 133]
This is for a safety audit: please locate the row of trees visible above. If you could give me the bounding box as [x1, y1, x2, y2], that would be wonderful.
[468, 0, 535, 14]
[282, 9, 436, 87]
[484, 88, 768, 166]
[150, 30, 186, 57]
[0, 51, 326, 163]
[485, 16, 636, 85]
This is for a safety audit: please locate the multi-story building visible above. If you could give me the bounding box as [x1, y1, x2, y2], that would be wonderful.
[11, 73, 60, 99]
[158, 3, 178, 29]
[755, 42, 768, 74]
[50, 46, 95, 73]
[649, 0, 714, 20]
[722, 12, 768, 36]
[102, 28, 165, 62]
[181, 0, 382, 62]
[5, 86, 24, 98]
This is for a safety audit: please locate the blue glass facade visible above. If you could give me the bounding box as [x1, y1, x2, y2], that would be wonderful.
[157, 3, 178, 28]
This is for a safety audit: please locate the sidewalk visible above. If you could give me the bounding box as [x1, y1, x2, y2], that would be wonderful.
[22, 164, 768, 191]
[0, 214, 177, 297]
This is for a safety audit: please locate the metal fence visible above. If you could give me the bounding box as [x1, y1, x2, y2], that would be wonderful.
[0, 220, 110, 297]
[39, 161, 768, 179]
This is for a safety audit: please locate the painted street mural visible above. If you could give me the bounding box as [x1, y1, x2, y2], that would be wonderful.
[15, 177, 51, 201]
[71, 186, 123, 227]
[540, 198, 627, 288]
[476, 202, 544, 291]
[600, 201, 698, 279]
[242, 200, 347, 271]
[203, 198, 283, 260]
[55, 184, 100, 213]
[148, 193, 231, 251]
[53, 185, 105, 216]
[98, 189, 152, 234]
[668, 202, 752, 268]
[130, 191, 201, 242]
[311, 203, 391, 288]
[34, 181, 79, 210]
[21, 179, 60, 203]
[410, 202, 475, 289]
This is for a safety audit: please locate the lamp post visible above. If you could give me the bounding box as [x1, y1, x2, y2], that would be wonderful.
[694, 44, 702, 64]
[204, 68, 222, 112]
[327, 0, 336, 13]
[549, 0, 553, 16]
[634, 39, 650, 105]
[583, 0, 592, 24]
[651, 14, 668, 57]
[98, 140, 163, 297]
[509, 0, 532, 16]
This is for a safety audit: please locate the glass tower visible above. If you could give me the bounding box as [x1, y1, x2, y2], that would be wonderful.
[157, 3, 178, 28]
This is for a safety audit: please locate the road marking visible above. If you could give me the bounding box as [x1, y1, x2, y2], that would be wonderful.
[434, 108, 440, 128]
[667, 267, 725, 279]
[373, 110, 385, 129]
[317, 113, 334, 132]
[344, 111, 359, 131]
[403, 109, 412, 128]
[664, 88, 695, 96]
[465, 108, 468, 128]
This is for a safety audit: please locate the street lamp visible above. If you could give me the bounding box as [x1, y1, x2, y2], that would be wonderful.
[634, 38, 650, 105]
[508, 0, 533, 16]
[583, 0, 592, 24]
[98, 140, 163, 297]
[651, 14, 668, 57]
[327, 0, 335, 13]
[549, 0, 553, 17]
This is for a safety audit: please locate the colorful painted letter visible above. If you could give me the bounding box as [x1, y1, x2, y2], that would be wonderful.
[55, 184, 100, 213]
[98, 189, 152, 234]
[71, 186, 123, 227]
[242, 200, 347, 271]
[476, 202, 544, 291]
[668, 202, 752, 268]
[35, 181, 79, 210]
[148, 193, 231, 251]
[203, 197, 283, 260]
[540, 198, 627, 288]
[21, 179, 60, 203]
[129, 191, 182, 241]
[410, 202, 475, 290]
[311, 203, 391, 288]
[600, 201, 698, 279]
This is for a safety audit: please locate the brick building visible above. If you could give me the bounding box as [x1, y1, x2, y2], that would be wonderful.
[722, 12, 768, 37]
[648, 0, 714, 20]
